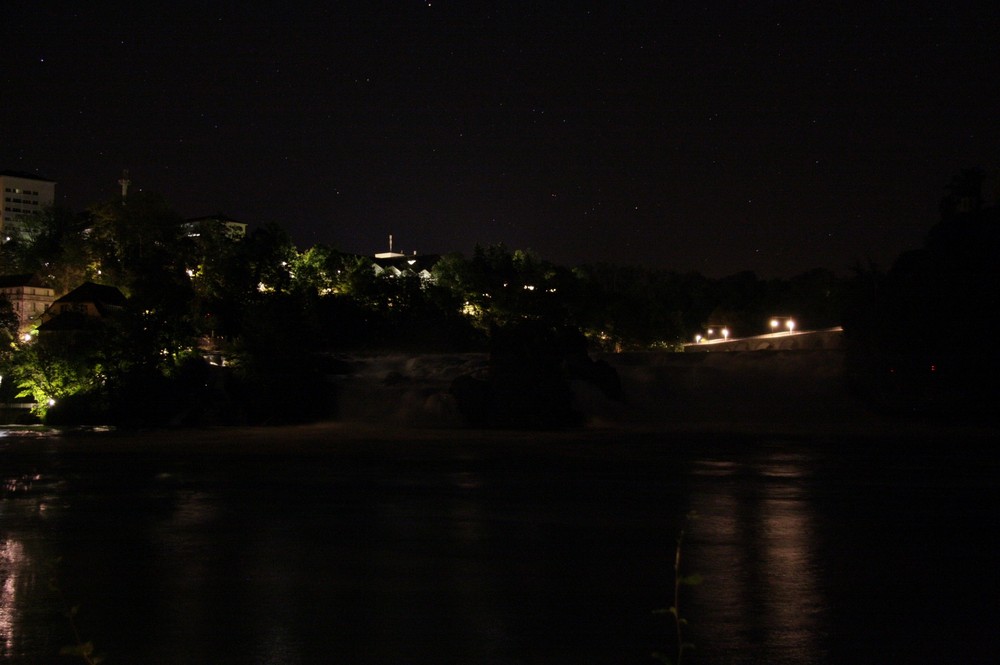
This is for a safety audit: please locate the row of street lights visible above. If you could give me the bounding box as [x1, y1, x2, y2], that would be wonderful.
[693, 317, 797, 344]
[694, 327, 729, 344]
[770, 317, 796, 333]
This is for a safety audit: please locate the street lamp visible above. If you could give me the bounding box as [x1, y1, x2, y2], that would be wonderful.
[769, 316, 796, 334]
[722, 327, 729, 342]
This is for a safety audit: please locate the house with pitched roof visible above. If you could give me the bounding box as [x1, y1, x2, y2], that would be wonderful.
[183, 213, 248, 240]
[371, 253, 440, 282]
[36, 282, 127, 334]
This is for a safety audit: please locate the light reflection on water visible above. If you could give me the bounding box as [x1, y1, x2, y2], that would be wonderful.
[443, 473, 513, 661]
[2, 430, 998, 663]
[1, 489, 61, 662]
[146, 489, 220, 663]
[1, 538, 26, 658]
[688, 448, 825, 664]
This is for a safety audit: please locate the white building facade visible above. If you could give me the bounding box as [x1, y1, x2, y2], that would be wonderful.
[0, 171, 56, 241]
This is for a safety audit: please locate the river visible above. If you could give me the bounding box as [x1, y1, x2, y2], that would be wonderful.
[2, 424, 998, 663]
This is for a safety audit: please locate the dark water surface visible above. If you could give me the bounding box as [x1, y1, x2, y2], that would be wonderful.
[2, 425, 998, 664]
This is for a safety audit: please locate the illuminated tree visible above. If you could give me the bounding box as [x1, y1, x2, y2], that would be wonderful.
[440, 244, 579, 328]
[291, 244, 357, 295]
[11, 338, 103, 419]
[184, 222, 299, 340]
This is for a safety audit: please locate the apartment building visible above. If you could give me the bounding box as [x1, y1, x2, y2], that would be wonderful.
[0, 171, 56, 241]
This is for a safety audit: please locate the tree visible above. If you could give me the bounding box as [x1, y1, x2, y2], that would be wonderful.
[291, 244, 355, 295]
[11, 338, 103, 419]
[447, 244, 581, 328]
[1, 206, 93, 295]
[939, 168, 987, 221]
[0, 299, 19, 390]
[239, 223, 297, 295]
[85, 192, 186, 290]
[0, 298, 17, 341]
[227, 291, 328, 423]
[574, 264, 699, 350]
[845, 170, 1000, 416]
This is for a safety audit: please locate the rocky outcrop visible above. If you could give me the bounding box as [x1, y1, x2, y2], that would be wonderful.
[326, 348, 878, 431]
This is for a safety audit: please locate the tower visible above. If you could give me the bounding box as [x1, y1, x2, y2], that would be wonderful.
[118, 169, 131, 203]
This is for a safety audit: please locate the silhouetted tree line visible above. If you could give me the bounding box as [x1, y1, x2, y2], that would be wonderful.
[1, 170, 991, 426]
[843, 169, 1000, 418]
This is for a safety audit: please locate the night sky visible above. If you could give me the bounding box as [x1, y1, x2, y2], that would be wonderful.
[3, 2, 998, 277]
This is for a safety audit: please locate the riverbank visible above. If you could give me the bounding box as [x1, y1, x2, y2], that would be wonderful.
[8, 349, 993, 440]
[324, 350, 997, 438]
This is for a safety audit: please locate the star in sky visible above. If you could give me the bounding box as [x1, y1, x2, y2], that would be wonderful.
[2, 3, 998, 276]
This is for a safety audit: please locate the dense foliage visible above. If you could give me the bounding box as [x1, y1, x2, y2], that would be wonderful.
[0, 188, 883, 426]
[843, 169, 1000, 417]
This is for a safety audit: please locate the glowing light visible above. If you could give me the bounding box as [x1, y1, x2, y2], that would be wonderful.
[1, 539, 28, 655]
[722, 328, 729, 341]
[769, 316, 796, 334]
